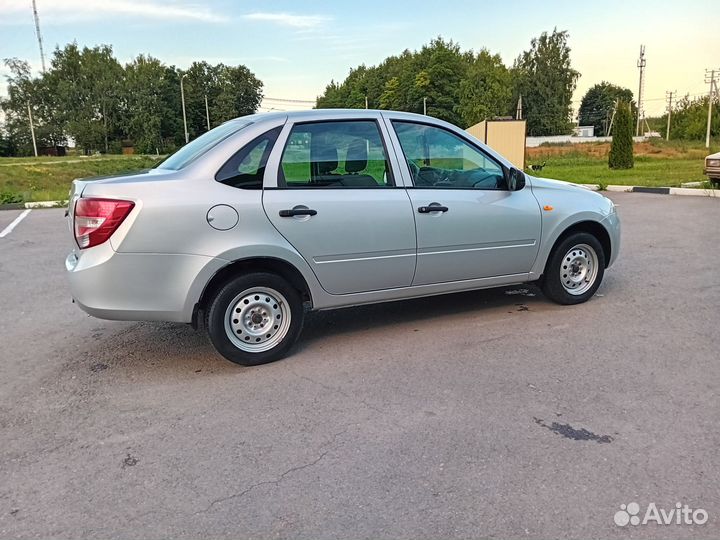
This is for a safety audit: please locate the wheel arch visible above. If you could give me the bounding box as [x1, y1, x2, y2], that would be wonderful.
[547, 220, 612, 270]
[192, 256, 313, 328]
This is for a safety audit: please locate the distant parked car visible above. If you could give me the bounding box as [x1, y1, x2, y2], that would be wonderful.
[66, 110, 620, 365]
[704, 151, 720, 187]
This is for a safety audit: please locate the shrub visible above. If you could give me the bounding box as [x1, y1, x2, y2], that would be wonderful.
[609, 101, 634, 169]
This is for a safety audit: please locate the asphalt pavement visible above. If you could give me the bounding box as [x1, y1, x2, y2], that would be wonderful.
[0, 192, 718, 539]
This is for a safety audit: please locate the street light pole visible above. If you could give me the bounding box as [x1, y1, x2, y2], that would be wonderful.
[180, 73, 189, 144]
[204, 94, 210, 130]
[26, 102, 38, 157]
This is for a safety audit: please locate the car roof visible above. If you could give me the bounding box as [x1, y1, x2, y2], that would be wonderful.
[226, 108, 437, 125]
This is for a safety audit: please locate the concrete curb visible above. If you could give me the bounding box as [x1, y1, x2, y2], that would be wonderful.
[0, 200, 66, 211]
[576, 184, 718, 197]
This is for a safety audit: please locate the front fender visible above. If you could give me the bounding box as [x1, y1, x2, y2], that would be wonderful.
[528, 176, 617, 277]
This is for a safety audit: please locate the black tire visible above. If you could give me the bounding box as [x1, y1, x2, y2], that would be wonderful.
[541, 232, 605, 305]
[205, 272, 304, 366]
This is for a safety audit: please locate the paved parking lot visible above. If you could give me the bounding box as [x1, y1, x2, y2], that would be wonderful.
[1, 192, 719, 539]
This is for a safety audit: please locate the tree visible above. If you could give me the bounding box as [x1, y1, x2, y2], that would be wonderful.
[512, 29, 579, 136]
[457, 49, 513, 126]
[609, 101, 634, 169]
[45, 43, 125, 153]
[315, 37, 471, 124]
[1, 58, 65, 155]
[660, 94, 720, 140]
[124, 55, 182, 153]
[579, 82, 634, 136]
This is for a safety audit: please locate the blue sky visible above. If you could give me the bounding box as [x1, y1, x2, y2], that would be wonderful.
[1, 0, 718, 117]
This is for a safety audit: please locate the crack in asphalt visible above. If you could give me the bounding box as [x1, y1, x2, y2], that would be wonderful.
[194, 429, 347, 515]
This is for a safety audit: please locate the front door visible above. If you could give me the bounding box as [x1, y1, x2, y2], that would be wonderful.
[390, 120, 542, 286]
[263, 119, 417, 295]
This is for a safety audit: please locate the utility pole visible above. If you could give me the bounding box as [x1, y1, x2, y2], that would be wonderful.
[423, 97, 427, 115]
[365, 95, 368, 109]
[26, 102, 38, 157]
[204, 94, 210, 131]
[516, 94, 523, 120]
[31, 0, 46, 73]
[607, 99, 619, 136]
[180, 73, 189, 144]
[665, 90, 675, 140]
[636, 45, 646, 136]
[705, 69, 718, 148]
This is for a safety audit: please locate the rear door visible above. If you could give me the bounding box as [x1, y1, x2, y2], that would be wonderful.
[387, 118, 542, 286]
[262, 117, 417, 295]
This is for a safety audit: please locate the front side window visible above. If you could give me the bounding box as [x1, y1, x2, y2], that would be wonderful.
[393, 121, 505, 190]
[279, 120, 393, 188]
[216, 126, 281, 189]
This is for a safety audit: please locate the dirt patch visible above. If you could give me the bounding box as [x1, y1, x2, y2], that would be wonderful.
[526, 141, 704, 161]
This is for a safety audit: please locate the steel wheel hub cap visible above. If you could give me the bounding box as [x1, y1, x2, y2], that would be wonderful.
[224, 287, 291, 353]
[560, 243, 599, 295]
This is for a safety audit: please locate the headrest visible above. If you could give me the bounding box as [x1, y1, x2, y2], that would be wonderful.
[345, 139, 368, 173]
[313, 144, 337, 174]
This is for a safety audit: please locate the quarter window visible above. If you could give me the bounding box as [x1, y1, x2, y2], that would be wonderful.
[216, 126, 281, 189]
[392, 121, 506, 190]
[279, 121, 393, 188]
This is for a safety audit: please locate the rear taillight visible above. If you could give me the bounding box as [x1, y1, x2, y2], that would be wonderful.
[74, 198, 134, 249]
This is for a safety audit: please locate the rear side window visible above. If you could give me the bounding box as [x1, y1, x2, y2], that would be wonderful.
[216, 126, 282, 189]
[279, 120, 393, 188]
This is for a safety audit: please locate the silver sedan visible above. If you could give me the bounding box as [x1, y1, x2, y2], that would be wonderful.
[66, 109, 620, 365]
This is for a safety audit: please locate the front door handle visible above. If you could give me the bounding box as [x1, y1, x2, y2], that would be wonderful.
[279, 208, 317, 217]
[418, 205, 449, 214]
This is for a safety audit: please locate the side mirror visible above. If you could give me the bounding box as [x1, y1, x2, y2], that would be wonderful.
[506, 167, 526, 191]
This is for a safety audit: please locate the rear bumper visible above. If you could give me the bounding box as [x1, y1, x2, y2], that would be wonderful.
[66, 246, 226, 323]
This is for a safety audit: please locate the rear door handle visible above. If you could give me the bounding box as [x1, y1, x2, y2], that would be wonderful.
[418, 205, 449, 213]
[279, 208, 317, 217]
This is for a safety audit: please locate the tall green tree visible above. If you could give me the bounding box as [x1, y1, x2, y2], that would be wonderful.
[457, 49, 513, 126]
[512, 29, 579, 136]
[124, 55, 182, 153]
[1, 58, 65, 155]
[579, 82, 634, 136]
[315, 38, 470, 124]
[660, 94, 720, 140]
[44, 43, 125, 153]
[609, 101, 634, 169]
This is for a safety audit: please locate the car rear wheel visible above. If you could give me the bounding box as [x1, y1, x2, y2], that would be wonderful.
[206, 272, 304, 365]
[541, 232, 605, 305]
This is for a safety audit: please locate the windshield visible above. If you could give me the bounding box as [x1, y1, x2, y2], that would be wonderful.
[156, 121, 251, 171]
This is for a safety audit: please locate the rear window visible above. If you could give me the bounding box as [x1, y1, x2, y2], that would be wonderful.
[156, 121, 250, 171]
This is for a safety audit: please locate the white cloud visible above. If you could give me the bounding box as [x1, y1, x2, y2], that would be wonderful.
[0, 0, 227, 24]
[242, 12, 331, 29]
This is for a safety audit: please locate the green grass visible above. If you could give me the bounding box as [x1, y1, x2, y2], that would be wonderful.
[530, 156, 708, 187]
[0, 155, 164, 203]
[528, 139, 719, 188]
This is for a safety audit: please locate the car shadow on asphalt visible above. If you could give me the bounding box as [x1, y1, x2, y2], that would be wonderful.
[299, 284, 547, 347]
[68, 284, 548, 378]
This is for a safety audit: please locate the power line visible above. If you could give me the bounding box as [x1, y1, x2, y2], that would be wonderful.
[263, 96, 316, 104]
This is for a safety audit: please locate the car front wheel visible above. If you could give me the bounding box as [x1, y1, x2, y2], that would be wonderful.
[541, 232, 606, 305]
[206, 272, 304, 365]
